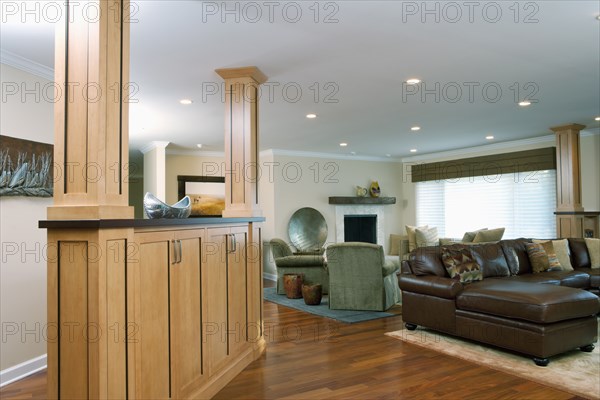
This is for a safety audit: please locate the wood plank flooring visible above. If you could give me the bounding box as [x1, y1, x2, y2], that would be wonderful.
[1, 280, 581, 399]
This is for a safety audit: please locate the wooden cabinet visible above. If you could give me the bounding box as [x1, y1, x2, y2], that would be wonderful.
[127, 222, 263, 399]
[44, 219, 264, 400]
[204, 227, 249, 375]
[130, 229, 205, 399]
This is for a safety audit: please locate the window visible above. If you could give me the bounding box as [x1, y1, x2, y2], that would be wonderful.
[416, 170, 557, 239]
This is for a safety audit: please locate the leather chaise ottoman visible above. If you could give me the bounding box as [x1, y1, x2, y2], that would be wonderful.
[454, 280, 599, 365]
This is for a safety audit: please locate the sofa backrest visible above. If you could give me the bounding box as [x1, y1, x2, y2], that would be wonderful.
[498, 239, 533, 275]
[408, 242, 511, 278]
[469, 243, 511, 278]
[408, 246, 448, 277]
[568, 238, 591, 268]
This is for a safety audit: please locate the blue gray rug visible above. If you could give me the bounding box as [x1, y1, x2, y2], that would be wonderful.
[264, 287, 399, 323]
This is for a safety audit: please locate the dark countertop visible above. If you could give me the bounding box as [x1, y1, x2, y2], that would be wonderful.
[39, 217, 265, 229]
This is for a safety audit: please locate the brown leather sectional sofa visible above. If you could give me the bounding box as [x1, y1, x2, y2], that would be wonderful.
[399, 238, 600, 366]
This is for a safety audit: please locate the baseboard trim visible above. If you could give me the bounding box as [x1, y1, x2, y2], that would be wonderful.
[263, 272, 277, 281]
[0, 354, 47, 387]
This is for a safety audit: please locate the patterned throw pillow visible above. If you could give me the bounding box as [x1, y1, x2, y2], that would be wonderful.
[533, 239, 573, 270]
[441, 247, 483, 283]
[526, 241, 561, 273]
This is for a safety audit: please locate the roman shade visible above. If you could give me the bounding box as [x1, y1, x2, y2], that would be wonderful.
[411, 148, 556, 183]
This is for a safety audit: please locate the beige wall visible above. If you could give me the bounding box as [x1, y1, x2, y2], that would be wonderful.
[267, 153, 404, 254]
[0, 64, 52, 371]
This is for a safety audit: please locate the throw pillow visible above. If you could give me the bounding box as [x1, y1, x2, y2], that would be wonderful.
[441, 246, 483, 283]
[473, 228, 505, 243]
[406, 225, 428, 252]
[415, 227, 438, 248]
[389, 234, 405, 256]
[526, 241, 561, 273]
[584, 238, 600, 269]
[533, 239, 573, 271]
[462, 228, 488, 243]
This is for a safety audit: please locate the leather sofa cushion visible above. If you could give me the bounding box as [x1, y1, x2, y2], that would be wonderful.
[575, 268, 600, 288]
[569, 238, 591, 269]
[456, 280, 600, 323]
[409, 246, 448, 277]
[499, 239, 533, 275]
[469, 243, 510, 278]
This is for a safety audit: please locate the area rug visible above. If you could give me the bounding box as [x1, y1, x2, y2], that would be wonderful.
[264, 287, 400, 323]
[385, 325, 600, 399]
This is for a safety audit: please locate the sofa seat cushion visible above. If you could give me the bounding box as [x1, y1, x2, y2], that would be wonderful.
[575, 268, 600, 288]
[495, 274, 561, 285]
[456, 280, 599, 323]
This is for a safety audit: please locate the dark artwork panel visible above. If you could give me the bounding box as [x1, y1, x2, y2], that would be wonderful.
[0, 135, 53, 197]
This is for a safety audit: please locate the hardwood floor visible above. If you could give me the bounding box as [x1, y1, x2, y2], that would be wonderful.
[1, 280, 581, 400]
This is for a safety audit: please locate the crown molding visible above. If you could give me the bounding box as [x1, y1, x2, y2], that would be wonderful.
[261, 149, 402, 163]
[166, 148, 225, 158]
[401, 134, 556, 163]
[0, 50, 54, 81]
[139, 141, 170, 154]
[581, 126, 600, 136]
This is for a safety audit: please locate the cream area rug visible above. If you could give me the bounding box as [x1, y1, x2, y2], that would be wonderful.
[386, 325, 600, 399]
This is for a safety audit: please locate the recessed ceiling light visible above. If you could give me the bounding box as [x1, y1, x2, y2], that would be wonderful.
[595, 116, 600, 121]
[518, 101, 531, 107]
[406, 78, 421, 85]
[385, 154, 391, 157]
[486, 135, 494, 140]
[350, 151, 356, 155]
[306, 113, 317, 119]
[411, 126, 421, 131]
[410, 149, 418, 153]
[340, 142, 348, 147]
[197, 144, 203, 148]
[180, 99, 193, 105]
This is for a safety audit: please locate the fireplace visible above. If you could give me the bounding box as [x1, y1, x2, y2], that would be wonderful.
[334, 205, 385, 247]
[344, 215, 377, 244]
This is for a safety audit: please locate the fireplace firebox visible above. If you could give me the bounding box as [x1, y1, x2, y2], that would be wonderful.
[344, 215, 377, 244]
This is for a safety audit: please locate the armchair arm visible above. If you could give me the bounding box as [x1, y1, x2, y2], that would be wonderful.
[382, 260, 399, 277]
[399, 274, 463, 299]
[275, 255, 324, 268]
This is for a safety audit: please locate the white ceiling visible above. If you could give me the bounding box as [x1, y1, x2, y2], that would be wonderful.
[1, 1, 599, 159]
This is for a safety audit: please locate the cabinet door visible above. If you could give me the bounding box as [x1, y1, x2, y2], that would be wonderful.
[204, 228, 229, 374]
[228, 227, 248, 357]
[133, 232, 171, 400]
[170, 229, 205, 398]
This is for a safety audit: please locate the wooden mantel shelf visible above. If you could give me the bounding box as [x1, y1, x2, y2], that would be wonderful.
[329, 196, 396, 205]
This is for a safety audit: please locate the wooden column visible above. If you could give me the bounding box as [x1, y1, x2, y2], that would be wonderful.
[47, 1, 132, 398]
[49, 0, 133, 220]
[215, 67, 267, 218]
[551, 123, 586, 237]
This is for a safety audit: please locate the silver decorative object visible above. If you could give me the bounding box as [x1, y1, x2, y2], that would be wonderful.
[288, 207, 328, 251]
[143, 192, 192, 219]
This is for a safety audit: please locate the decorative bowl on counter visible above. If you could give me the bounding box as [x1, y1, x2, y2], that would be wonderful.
[143, 192, 192, 219]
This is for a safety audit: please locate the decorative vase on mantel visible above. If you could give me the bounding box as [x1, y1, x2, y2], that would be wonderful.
[370, 181, 381, 198]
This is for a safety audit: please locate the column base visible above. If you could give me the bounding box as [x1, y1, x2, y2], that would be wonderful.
[47, 205, 134, 220]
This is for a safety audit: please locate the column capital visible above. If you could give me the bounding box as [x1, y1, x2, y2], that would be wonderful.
[550, 124, 586, 133]
[215, 66, 267, 84]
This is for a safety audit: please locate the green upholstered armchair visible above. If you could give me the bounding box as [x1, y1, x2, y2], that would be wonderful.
[270, 238, 329, 294]
[326, 242, 401, 311]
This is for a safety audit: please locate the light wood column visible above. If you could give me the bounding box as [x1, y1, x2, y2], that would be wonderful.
[49, 0, 133, 220]
[551, 123, 586, 237]
[215, 67, 267, 218]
